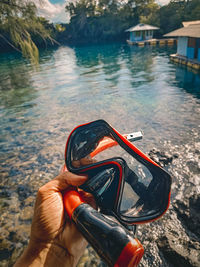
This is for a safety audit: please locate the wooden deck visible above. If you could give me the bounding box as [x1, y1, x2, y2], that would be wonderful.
[170, 54, 200, 71]
[127, 38, 177, 46]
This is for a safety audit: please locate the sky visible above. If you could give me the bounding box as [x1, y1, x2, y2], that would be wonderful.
[34, 0, 68, 23]
[33, 0, 171, 23]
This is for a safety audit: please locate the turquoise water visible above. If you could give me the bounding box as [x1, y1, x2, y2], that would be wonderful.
[0, 43, 200, 265]
[0, 44, 200, 188]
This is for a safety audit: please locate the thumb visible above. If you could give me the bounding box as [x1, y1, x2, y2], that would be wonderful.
[40, 171, 88, 193]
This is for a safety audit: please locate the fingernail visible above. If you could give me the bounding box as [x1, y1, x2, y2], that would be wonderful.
[79, 174, 88, 179]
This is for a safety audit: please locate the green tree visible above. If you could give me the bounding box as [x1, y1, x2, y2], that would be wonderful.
[65, 0, 133, 42]
[139, 0, 160, 26]
[0, 0, 55, 63]
[159, 0, 200, 34]
[63, 0, 200, 44]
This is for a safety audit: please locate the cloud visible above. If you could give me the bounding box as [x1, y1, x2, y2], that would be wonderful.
[33, 0, 69, 23]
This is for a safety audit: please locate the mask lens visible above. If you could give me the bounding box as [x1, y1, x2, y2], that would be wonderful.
[119, 157, 170, 222]
[119, 161, 159, 217]
[120, 182, 140, 213]
[70, 125, 111, 168]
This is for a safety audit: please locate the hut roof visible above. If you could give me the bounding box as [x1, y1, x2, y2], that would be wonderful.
[182, 20, 200, 27]
[164, 21, 200, 38]
[126, 23, 159, 32]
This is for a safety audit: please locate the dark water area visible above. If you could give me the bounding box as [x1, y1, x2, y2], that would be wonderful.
[0, 43, 200, 266]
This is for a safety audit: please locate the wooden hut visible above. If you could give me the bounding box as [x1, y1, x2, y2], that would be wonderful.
[126, 23, 159, 44]
[164, 21, 200, 69]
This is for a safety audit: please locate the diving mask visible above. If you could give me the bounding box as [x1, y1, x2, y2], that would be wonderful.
[64, 120, 172, 225]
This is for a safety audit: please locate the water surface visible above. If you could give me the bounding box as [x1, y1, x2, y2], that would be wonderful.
[0, 43, 200, 266]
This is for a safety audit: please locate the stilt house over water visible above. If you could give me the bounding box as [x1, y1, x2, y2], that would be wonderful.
[126, 23, 159, 43]
[164, 21, 200, 62]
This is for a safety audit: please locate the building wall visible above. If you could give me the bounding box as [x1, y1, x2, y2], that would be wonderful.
[177, 37, 188, 56]
[187, 47, 195, 59]
[187, 37, 196, 59]
[130, 30, 153, 42]
[197, 39, 200, 61]
[145, 30, 153, 40]
[130, 32, 142, 42]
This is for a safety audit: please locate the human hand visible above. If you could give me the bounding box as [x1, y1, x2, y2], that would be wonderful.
[15, 171, 94, 267]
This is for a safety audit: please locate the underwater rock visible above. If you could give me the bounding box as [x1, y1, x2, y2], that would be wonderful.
[148, 149, 175, 167]
[0, 186, 11, 198]
[136, 203, 200, 267]
[19, 206, 33, 221]
[8, 224, 30, 245]
[17, 184, 32, 201]
[173, 193, 200, 239]
[77, 246, 106, 267]
[157, 232, 200, 267]
[0, 239, 14, 262]
[9, 242, 24, 266]
[0, 199, 9, 213]
[186, 160, 200, 174]
[155, 182, 200, 267]
[24, 196, 35, 207]
[137, 143, 200, 267]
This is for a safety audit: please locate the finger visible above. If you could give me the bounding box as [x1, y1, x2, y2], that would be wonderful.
[59, 221, 88, 257]
[80, 155, 96, 166]
[60, 164, 68, 173]
[72, 160, 81, 168]
[40, 171, 88, 193]
[78, 190, 97, 209]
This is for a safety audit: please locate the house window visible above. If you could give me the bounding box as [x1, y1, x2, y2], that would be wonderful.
[188, 37, 196, 48]
[135, 31, 141, 37]
[197, 38, 200, 48]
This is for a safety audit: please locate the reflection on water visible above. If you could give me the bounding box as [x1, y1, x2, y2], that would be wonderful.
[0, 60, 35, 109]
[174, 67, 200, 98]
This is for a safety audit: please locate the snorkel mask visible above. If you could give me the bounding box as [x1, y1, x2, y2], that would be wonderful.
[64, 120, 172, 226]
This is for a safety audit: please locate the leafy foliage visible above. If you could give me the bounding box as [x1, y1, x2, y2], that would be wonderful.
[0, 0, 56, 63]
[61, 0, 200, 44]
[140, 0, 200, 35]
[62, 0, 158, 43]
